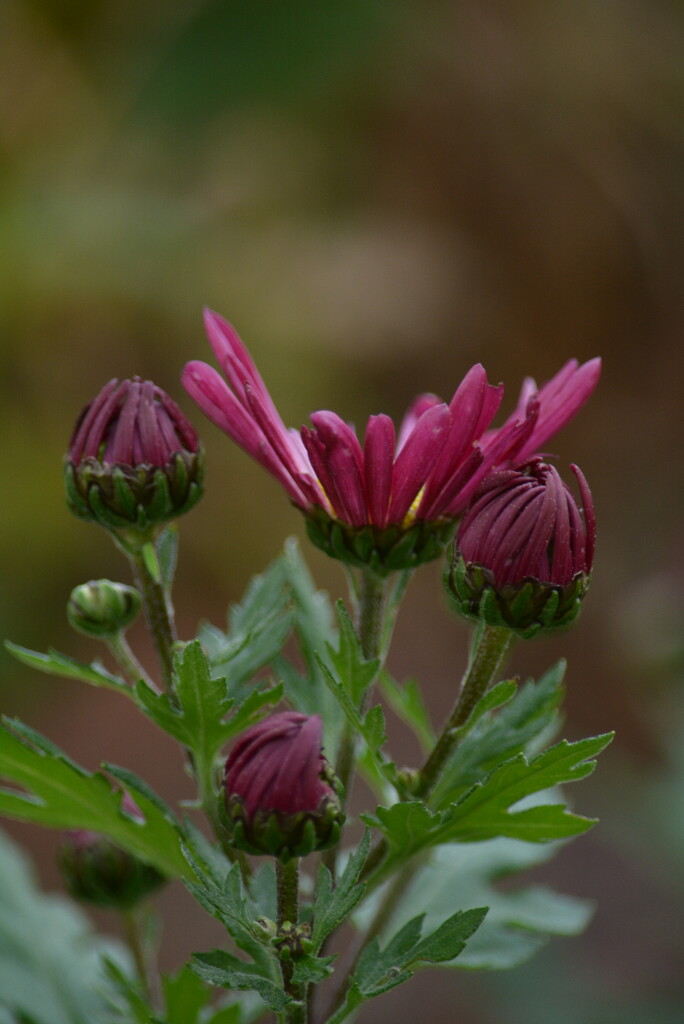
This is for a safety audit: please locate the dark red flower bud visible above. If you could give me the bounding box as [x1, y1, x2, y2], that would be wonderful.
[224, 712, 344, 861]
[58, 793, 166, 909]
[445, 461, 595, 638]
[65, 377, 204, 538]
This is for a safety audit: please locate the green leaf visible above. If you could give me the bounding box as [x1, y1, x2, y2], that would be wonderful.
[200, 555, 294, 699]
[190, 952, 289, 1013]
[312, 830, 371, 950]
[365, 733, 614, 872]
[332, 906, 486, 1021]
[0, 719, 190, 879]
[379, 672, 435, 753]
[157, 525, 179, 593]
[357, 838, 595, 971]
[0, 828, 125, 1024]
[161, 965, 211, 1024]
[429, 661, 567, 809]
[102, 958, 151, 1024]
[135, 641, 282, 763]
[4, 642, 130, 697]
[290, 954, 336, 985]
[182, 844, 277, 980]
[317, 659, 392, 791]
[440, 733, 614, 843]
[327, 602, 378, 706]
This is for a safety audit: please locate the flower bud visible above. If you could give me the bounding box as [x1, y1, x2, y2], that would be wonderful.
[67, 579, 141, 637]
[445, 461, 595, 638]
[224, 712, 344, 861]
[57, 795, 165, 909]
[65, 377, 204, 538]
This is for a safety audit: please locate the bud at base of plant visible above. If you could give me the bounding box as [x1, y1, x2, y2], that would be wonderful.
[446, 549, 591, 640]
[304, 505, 454, 575]
[67, 579, 141, 637]
[58, 831, 166, 910]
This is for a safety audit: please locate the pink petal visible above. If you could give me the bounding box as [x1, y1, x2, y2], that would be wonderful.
[396, 393, 442, 452]
[364, 414, 396, 528]
[513, 357, 602, 463]
[389, 403, 451, 523]
[571, 463, 596, 571]
[304, 412, 368, 526]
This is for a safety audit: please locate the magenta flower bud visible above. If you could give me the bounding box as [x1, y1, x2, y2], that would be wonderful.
[445, 461, 595, 638]
[183, 310, 600, 573]
[65, 377, 204, 538]
[223, 712, 344, 861]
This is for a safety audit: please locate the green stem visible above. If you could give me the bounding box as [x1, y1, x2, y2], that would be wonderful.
[360, 623, 514, 887]
[107, 633, 158, 692]
[413, 623, 513, 800]
[130, 543, 177, 693]
[121, 906, 161, 1010]
[276, 859, 306, 1023]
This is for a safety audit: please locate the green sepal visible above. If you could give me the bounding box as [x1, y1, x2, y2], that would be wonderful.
[445, 549, 591, 638]
[64, 445, 205, 536]
[305, 507, 455, 575]
[224, 794, 345, 862]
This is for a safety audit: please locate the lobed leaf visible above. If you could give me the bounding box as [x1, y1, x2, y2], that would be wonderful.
[0, 719, 189, 880]
[4, 642, 131, 697]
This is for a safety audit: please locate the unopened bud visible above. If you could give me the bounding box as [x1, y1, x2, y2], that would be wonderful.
[67, 579, 141, 637]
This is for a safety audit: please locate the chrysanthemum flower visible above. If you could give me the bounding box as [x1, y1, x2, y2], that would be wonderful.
[224, 712, 343, 861]
[446, 460, 596, 637]
[183, 310, 599, 572]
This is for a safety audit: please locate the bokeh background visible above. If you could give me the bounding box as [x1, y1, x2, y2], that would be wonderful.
[2, 1, 684, 1021]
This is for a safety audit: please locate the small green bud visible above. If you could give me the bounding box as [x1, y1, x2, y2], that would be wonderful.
[67, 579, 141, 637]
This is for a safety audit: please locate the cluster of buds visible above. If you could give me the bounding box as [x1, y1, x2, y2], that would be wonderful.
[223, 712, 344, 861]
[65, 377, 204, 543]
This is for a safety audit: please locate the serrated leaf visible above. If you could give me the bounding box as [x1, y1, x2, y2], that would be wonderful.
[439, 733, 614, 843]
[5, 642, 131, 697]
[135, 642, 282, 764]
[290, 954, 336, 985]
[365, 733, 613, 874]
[317, 659, 391, 789]
[356, 838, 595, 971]
[190, 952, 289, 1013]
[430, 661, 567, 809]
[102, 959, 151, 1023]
[312, 830, 371, 949]
[327, 602, 379, 706]
[0, 720, 189, 879]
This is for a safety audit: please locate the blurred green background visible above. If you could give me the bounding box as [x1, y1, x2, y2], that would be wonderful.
[2, 1, 684, 1021]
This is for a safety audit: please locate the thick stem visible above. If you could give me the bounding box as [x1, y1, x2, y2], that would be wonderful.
[413, 623, 513, 800]
[130, 543, 177, 693]
[276, 859, 306, 1023]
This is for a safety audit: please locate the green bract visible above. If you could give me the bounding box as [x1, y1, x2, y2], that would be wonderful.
[305, 505, 454, 575]
[445, 550, 591, 639]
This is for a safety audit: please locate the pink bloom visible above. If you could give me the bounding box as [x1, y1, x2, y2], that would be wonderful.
[225, 712, 331, 820]
[183, 310, 600, 530]
[457, 461, 595, 588]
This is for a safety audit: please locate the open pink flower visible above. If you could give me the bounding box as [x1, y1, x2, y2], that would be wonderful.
[184, 312, 599, 527]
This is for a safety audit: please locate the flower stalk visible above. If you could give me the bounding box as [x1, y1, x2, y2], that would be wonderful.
[276, 858, 306, 1023]
[129, 542, 177, 693]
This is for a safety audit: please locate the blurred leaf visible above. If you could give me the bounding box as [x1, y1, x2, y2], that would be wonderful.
[356, 838, 595, 971]
[0, 828, 124, 1024]
[191, 951, 289, 1014]
[0, 719, 189, 879]
[379, 672, 435, 753]
[327, 602, 378, 706]
[4, 642, 131, 698]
